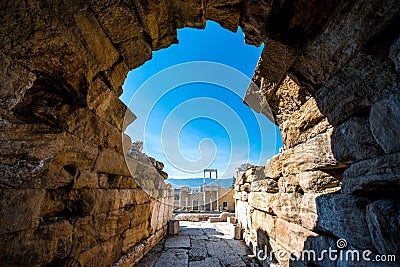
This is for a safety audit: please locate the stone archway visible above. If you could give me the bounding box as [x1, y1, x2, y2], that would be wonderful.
[1, 0, 399, 266]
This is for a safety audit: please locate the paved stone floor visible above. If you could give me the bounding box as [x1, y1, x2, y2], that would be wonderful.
[137, 221, 259, 267]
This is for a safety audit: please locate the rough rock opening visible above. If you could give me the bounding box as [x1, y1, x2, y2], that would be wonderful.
[1, 0, 400, 266]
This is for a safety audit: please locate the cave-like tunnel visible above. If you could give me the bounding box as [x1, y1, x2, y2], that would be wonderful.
[1, 1, 400, 266]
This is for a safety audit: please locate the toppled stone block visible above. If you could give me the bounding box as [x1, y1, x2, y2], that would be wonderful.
[168, 220, 179, 235]
[230, 224, 242, 240]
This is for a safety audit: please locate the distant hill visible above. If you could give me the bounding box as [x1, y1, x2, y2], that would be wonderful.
[166, 178, 233, 189]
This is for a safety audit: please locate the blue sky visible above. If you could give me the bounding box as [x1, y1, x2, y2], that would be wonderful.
[120, 21, 283, 179]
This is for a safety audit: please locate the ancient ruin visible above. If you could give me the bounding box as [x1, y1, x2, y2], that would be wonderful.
[1, 0, 399, 266]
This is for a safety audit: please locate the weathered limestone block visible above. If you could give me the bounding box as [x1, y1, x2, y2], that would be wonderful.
[11, 78, 123, 153]
[0, 130, 99, 189]
[249, 192, 302, 224]
[97, 210, 132, 242]
[264, 237, 293, 267]
[0, 220, 73, 266]
[299, 193, 321, 231]
[235, 172, 247, 186]
[282, 129, 347, 176]
[76, 236, 122, 267]
[278, 175, 301, 193]
[0, 51, 36, 111]
[205, 5, 241, 32]
[122, 222, 149, 253]
[133, 160, 166, 186]
[71, 209, 134, 256]
[331, 116, 383, 164]
[168, 220, 179, 235]
[239, 191, 248, 202]
[240, 0, 273, 46]
[243, 81, 270, 117]
[246, 166, 266, 182]
[71, 216, 101, 257]
[280, 97, 328, 148]
[267, 74, 310, 125]
[144, 226, 167, 255]
[105, 60, 130, 94]
[41, 188, 149, 220]
[313, 47, 398, 126]
[72, 169, 99, 189]
[251, 208, 276, 240]
[230, 223, 242, 240]
[87, 78, 131, 131]
[73, 10, 119, 80]
[171, 0, 205, 29]
[366, 200, 400, 259]
[118, 37, 153, 69]
[291, 0, 400, 87]
[275, 218, 318, 253]
[244, 40, 298, 115]
[370, 93, 400, 153]
[119, 189, 150, 207]
[113, 242, 146, 267]
[107, 174, 139, 189]
[94, 148, 132, 177]
[131, 0, 177, 50]
[264, 153, 283, 179]
[272, 193, 302, 224]
[342, 153, 400, 194]
[41, 189, 119, 218]
[297, 171, 341, 193]
[315, 194, 373, 250]
[0, 189, 45, 234]
[150, 200, 166, 233]
[250, 178, 278, 193]
[67, 107, 123, 153]
[0, 2, 91, 89]
[248, 192, 275, 214]
[302, 235, 337, 267]
[94, 3, 143, 44]
[129, 203, 151, 227]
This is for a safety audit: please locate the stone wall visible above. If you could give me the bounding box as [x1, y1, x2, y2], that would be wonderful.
[1, 0, 399, 266]
[0, 1, 174, 265]
[238, 1, 400, 265]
